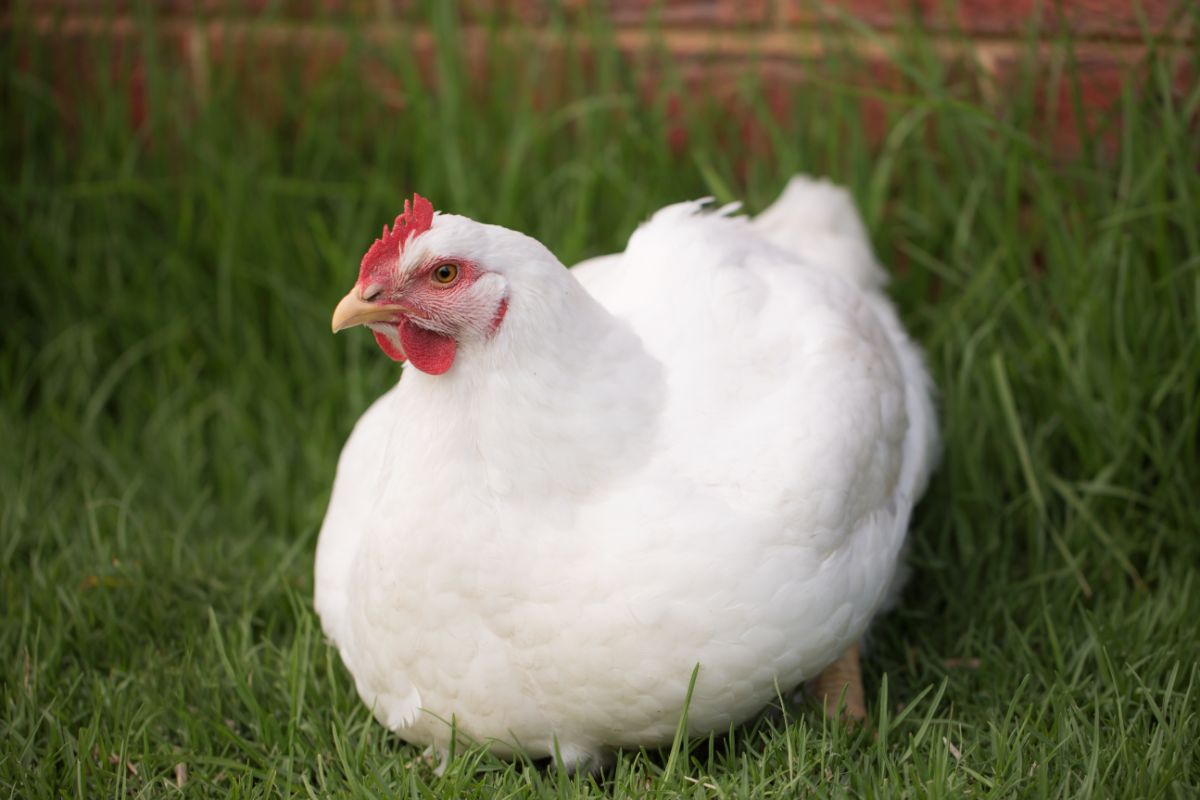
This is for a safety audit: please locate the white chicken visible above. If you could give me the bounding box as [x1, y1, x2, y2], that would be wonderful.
[316, 176, 937, 771]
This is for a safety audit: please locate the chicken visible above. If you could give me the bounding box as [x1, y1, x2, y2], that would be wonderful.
[315, 176, 938, 772]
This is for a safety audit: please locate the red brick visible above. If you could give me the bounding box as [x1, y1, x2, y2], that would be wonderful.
[457, 0, 559, 24]
[781, 0, 934, 28]
[782, 0, 1190, 40]
[10, 0, 1193, 160]
[569, 0, 770, 26]
[8, 0, 417, 20]
[956, 0, 1187, 39]
[992, 52, 1133, 151]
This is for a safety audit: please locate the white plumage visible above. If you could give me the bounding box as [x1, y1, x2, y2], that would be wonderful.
[315, 176, 937, 770]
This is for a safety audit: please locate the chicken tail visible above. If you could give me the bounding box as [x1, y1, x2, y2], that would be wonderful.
[751, 175, 889, 291]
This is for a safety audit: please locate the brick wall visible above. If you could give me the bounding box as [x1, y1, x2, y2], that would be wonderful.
[8, 1, 1197, 152]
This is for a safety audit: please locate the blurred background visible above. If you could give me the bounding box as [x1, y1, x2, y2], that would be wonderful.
[3, 1, 1198, 796]
[13, 1, 1197, 151]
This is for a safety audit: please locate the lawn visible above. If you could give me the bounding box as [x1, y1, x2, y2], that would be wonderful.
[2, 5, 1198, 797]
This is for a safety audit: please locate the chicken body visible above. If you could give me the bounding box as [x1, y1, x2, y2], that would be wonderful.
[315, 177, 937, 770]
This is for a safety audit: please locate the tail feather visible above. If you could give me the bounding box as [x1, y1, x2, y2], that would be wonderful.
[752, 175, 888, 290]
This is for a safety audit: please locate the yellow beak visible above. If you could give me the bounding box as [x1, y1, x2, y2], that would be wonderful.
[331, 289, 403, 333]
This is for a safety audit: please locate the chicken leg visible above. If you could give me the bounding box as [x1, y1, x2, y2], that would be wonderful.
[808, 642, 866, 721]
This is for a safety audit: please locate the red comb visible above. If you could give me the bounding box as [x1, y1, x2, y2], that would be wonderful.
[358, 193, 436, 283]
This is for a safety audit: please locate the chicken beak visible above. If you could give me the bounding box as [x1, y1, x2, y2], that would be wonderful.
[331, 289, 400, 333]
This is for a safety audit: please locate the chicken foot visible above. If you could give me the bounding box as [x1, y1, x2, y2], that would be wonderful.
[807, 642, 866, 721]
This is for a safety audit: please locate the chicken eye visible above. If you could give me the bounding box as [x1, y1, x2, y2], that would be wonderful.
[432, 263, 459, 285]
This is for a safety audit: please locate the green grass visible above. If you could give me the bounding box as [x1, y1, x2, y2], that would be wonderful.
[3, 4, 1199, 797]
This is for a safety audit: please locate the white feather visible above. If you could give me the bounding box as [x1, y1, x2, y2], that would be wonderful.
[315, 175, 938, 768]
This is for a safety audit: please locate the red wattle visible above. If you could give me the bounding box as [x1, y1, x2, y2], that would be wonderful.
[398, 318, 457, 375]
[373, 329, 407, 362]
